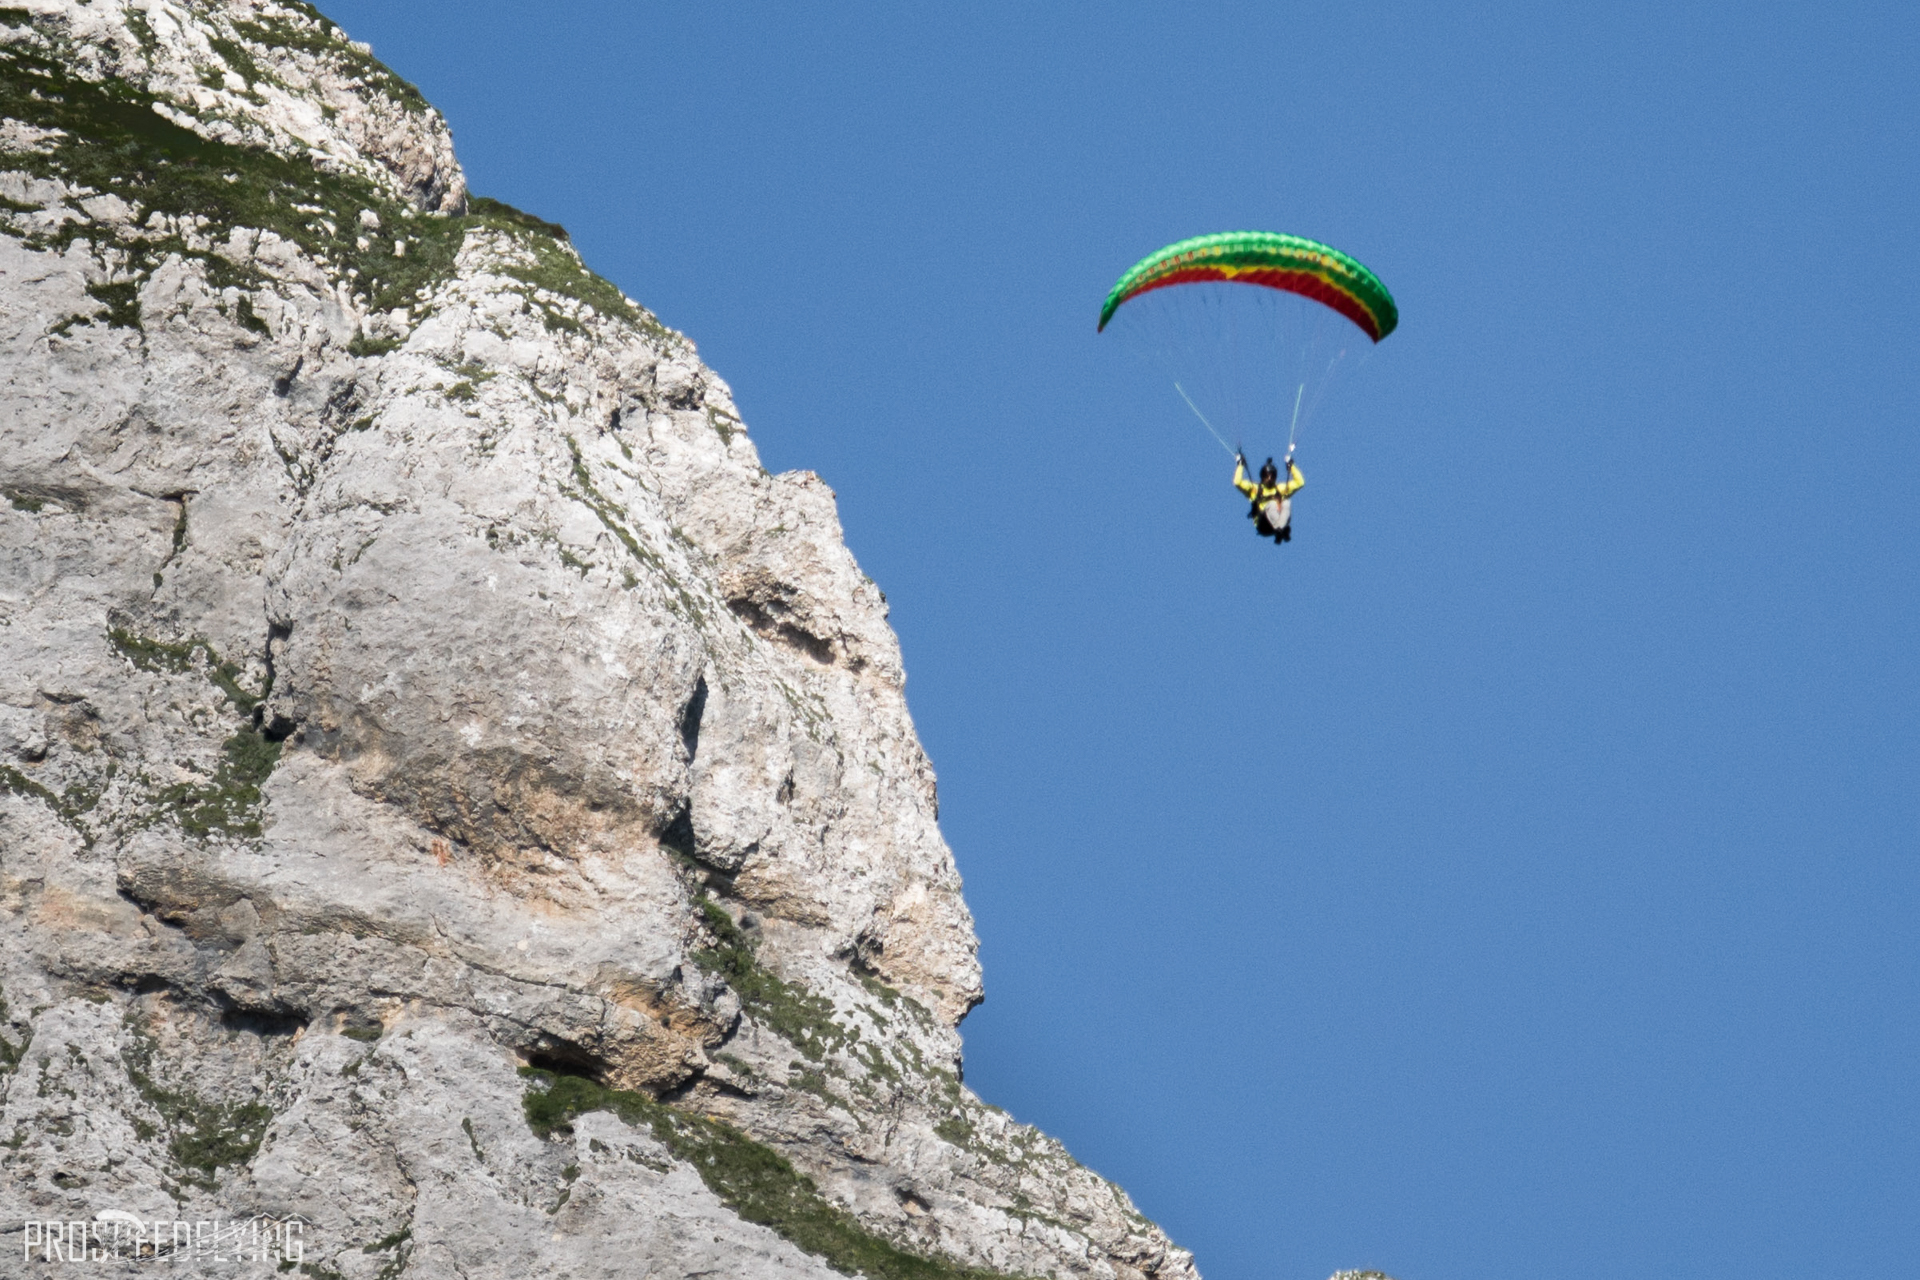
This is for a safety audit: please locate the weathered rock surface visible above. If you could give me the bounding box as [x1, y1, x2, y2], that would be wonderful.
[0, 4, 1198, 1278]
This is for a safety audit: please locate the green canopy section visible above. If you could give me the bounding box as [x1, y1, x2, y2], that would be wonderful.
[1099, 231, 1398, 342]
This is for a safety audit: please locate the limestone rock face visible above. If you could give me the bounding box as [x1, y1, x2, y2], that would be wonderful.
[0, 4, 1199, 1279]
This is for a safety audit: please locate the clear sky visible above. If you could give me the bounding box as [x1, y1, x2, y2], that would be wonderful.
[317, 4, 1919, 1277]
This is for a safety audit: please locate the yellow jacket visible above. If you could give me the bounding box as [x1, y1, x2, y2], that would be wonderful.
[1234, 458, 1304, 506]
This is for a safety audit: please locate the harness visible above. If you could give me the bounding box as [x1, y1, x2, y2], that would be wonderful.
[1247, 477, 1292, 535]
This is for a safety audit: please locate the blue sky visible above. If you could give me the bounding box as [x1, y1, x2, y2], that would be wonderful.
[318, 4, 1919, 1277]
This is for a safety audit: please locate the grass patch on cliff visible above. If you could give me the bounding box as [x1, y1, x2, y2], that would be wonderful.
[106, 627, 280, 837]
[467, 196, 671, 342]
[0, 988, 28, 1075]
[148, 727, 282, 840]
[84, 278, 141, 329]
[0, 34, 467, 315]
[0, 22, 673, 346]
[228, 2, 429, 115]
[108, 628, 267, 715]
[0, 761, 111, 839]
[122, 1023, 272, 1191]
[520, 1068, 1022, 1280]
[691, 894, 853, 1063]
[558, 437, 714, 629]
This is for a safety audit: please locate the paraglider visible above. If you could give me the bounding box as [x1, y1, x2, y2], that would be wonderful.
[1234, 452, 1305, 543]
[1099, 231, 1396, 546]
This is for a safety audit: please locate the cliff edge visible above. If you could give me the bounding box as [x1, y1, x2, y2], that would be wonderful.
[0, 3, 1201, 1278]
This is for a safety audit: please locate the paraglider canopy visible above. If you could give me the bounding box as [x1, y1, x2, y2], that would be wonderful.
[1099, 231, 1398, 342]
[1098, 230, 1399, 465]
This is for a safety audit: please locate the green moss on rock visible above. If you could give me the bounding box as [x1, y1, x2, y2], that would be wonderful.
[1, 759, 112, 840]
[347, 331, 404, 357]
[106, 625, 283, 835]
[108, 628, 267, 715]
[83, 279, 141, 330]
[466, 195, 667, 339]
[229, 2, 429, 115]
[233, 294, 271, 337]
[691, 895, 852, 1063]
[0, 33, 458, 316]
[0, 988, 28, 1075]
[122, 1024, 273, 1189]
[0, 35, 669, 333]
[521, 1069, 1024, 1280]
[149, 727, 282, 839]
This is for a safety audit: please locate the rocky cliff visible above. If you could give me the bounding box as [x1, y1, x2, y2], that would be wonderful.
[0, 3, 1200, 1277]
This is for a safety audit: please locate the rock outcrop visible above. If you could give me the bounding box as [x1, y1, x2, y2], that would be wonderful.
[0, 4, 1198, 1278]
